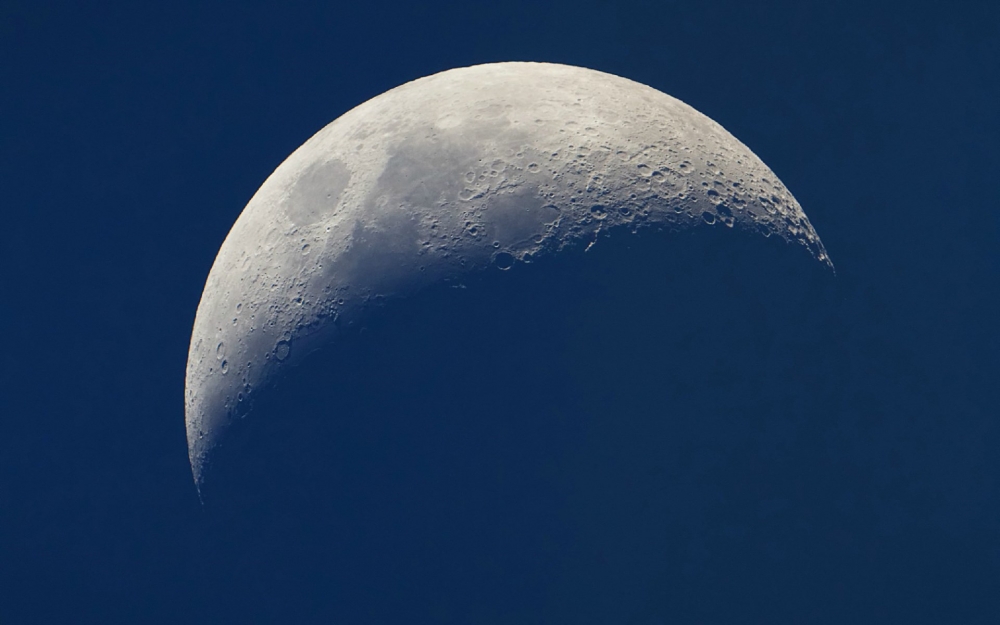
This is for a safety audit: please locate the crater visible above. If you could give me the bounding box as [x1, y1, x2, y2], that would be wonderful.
[286, 159, 352, 227]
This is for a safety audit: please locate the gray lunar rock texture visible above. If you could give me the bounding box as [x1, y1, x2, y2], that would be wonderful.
[185, 61, 831, 488]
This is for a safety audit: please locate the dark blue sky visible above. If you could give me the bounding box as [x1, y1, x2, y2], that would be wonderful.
[2, 1, 998, 623]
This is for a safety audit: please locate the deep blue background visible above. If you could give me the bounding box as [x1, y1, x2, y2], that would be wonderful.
[2, 1, 998, 622]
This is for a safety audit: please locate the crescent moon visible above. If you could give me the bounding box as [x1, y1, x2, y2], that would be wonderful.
[185, 61, 831, 488]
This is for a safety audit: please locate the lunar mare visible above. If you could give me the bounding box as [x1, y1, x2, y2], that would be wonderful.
[185, 62, 831, 487]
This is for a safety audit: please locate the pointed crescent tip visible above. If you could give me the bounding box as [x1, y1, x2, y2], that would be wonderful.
[190, 458, 207, 506]
[186, 422, 207, 502]
[188, 433, 205, 480]
[190, 456, 202, 486]
[819, 250, 836, 276]
[823, 247, 836, 277]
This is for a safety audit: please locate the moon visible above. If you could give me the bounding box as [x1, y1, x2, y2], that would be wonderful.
[185, 61, 831, 488]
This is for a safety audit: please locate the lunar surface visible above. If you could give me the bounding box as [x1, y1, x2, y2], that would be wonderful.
[185, 61, 831, 488]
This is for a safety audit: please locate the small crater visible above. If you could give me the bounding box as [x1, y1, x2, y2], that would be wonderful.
[637, 164, 653, 177]
[702, 212, 717, 225]
[215, 342, 225, 360]
[527, 163, 540, 173]
[275, 340, 291, 361]
[590, 205, 607, 219]
[220, 360, 229, 374]
[465, 171, 476, 183]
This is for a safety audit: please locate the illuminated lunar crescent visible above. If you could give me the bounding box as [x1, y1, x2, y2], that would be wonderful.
[184, 62, 831, 488]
